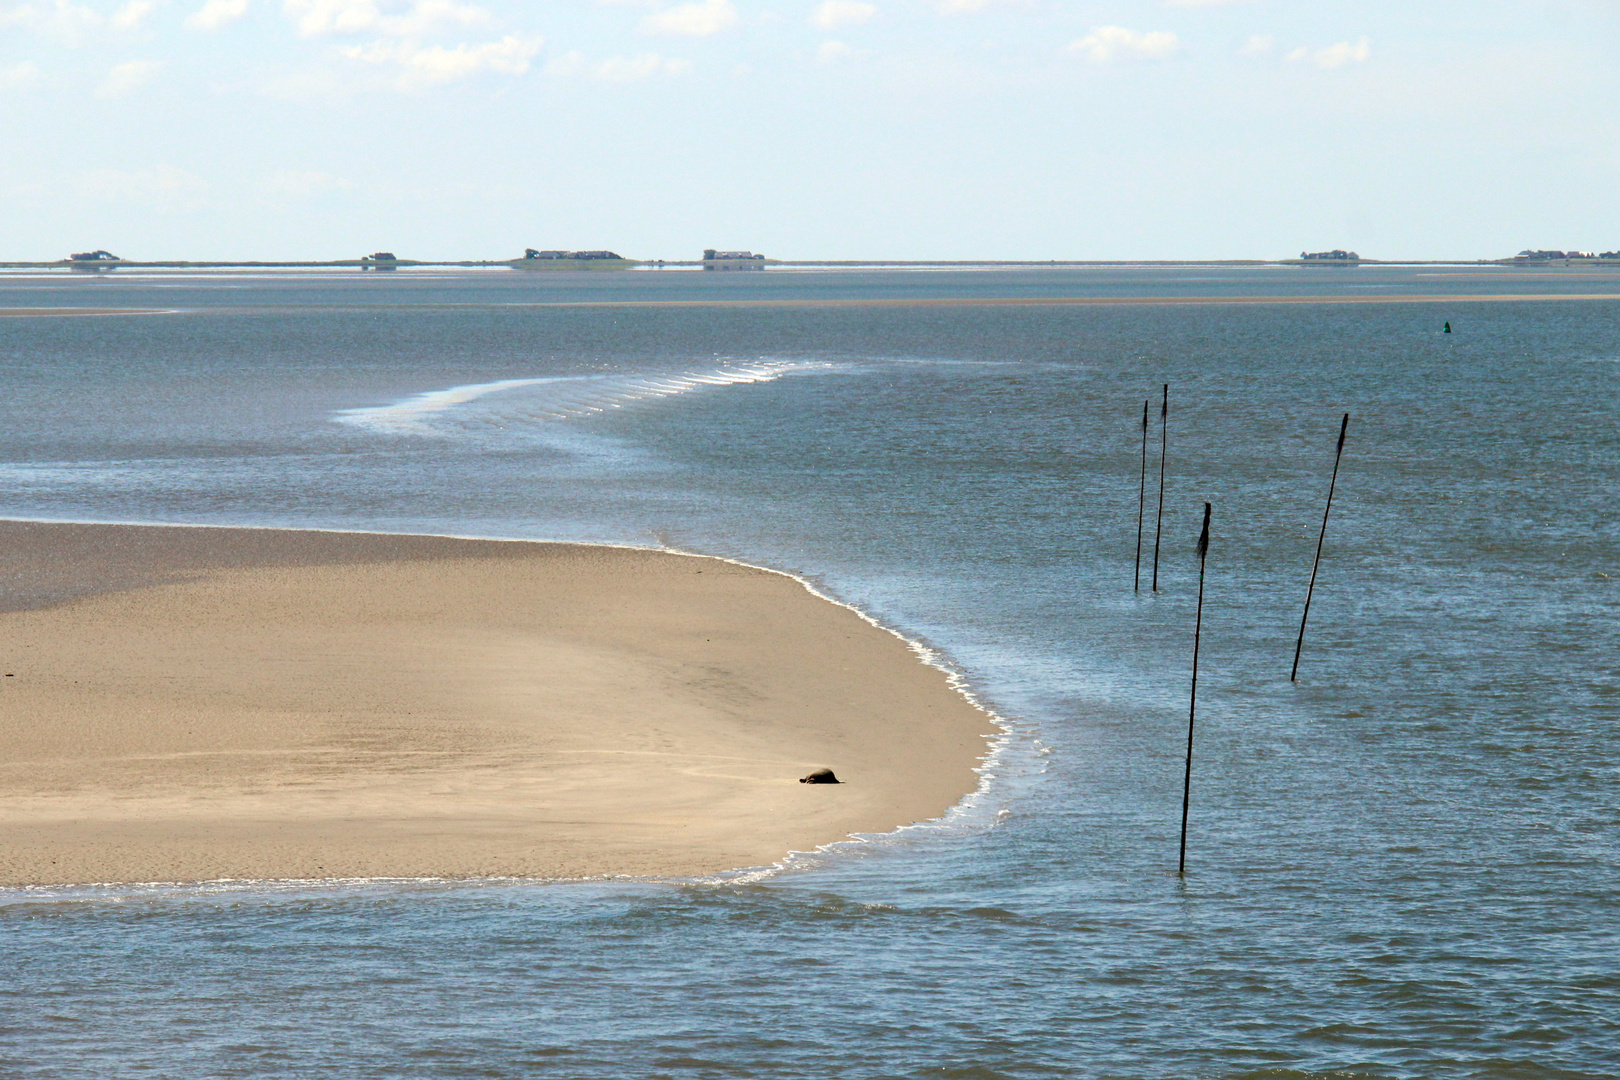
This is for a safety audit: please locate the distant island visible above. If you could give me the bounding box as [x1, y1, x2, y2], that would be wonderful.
[3, 246, 1615, 272]
[702, 250, 767, 271]
[512, 248, 636, 272]
[66, 249, 121, 271]
[1512, 249, 1620, 263]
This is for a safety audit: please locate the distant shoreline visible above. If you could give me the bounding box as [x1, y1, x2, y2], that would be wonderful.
[5, 257, 1612, 272]
[6, 293, 1620, 320]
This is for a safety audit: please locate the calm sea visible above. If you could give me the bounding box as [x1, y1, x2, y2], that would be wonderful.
[0, 266, 1615, 1078]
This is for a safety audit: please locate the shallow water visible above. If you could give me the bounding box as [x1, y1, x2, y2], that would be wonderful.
[1, 266, 1616, 1078]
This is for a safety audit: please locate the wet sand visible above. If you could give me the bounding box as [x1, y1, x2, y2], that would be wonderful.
[508, 293, 1620, 309]
[5, 292, 1620, 322]
[0, 522, 995, 886]
[0, 308, 172, 318]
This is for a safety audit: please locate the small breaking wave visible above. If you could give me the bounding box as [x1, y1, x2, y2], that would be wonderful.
[335, 360, 827, 438]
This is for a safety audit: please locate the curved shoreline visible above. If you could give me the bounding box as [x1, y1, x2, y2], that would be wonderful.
[0, 520, 999, 887]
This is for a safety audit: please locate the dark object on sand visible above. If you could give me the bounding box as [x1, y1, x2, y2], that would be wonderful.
[800, 768, 840, 784]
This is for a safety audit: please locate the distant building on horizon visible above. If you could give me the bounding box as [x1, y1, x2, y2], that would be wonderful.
[1514, 249, 1618, 261]
[1299, 249, 1360, 261]
[67, 250, 120, 271]
[702, 249, 766, 270]
[523, 248, 624, 261]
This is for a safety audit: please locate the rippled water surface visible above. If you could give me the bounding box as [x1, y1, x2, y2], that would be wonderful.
[1, 266, 1616, 1078]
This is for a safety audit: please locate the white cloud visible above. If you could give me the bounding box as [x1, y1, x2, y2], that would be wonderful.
[96, 58, 158, 95]
[284, 0, 492, 38]
[283, 0, 373, 35]
[543, 49, 585, 77]
[109, 0, 154, 29]
[1066, 26, 1179, 63]
[816, 39, 850, 63]
[937, 0, 1022, 13]
[1, 61, 42, 89]
[812, 1, 873, 31]
[1239, 34, 1272, 56]
[72, 164, 205, 203]
[0, 1, 114, 45]
[592, 52, 691, 81]
[1285, 37, 1371, 68]
[543, 47, 693, 83]
[341, 33, 541, 85]
[639, 0, 735, 37]
[186, 0, 250, 30]
[382, 0, 490, 36]
[1312, 36, 1371, 68]
[259, 169, 355, 196]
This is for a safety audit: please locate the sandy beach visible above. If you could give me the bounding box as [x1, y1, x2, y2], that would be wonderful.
[0, 521, 995, 886]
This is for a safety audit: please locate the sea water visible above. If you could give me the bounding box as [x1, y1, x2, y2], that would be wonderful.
[0, 266, 1615, 1078]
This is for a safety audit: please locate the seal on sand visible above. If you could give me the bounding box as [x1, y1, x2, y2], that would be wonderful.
[800, 768, 840, 784]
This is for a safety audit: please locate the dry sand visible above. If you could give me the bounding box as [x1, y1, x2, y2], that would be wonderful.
[0, 521, 995, 886]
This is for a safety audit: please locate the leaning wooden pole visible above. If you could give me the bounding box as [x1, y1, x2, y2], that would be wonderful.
[1291, 412, 1350, 682]
[1135, 398, 1149, 591]
[1151, 383, 1168, 592]
[1179, 501, 1211, 875]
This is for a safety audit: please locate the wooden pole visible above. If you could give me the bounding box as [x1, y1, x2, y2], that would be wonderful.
[1152, 383, 1168, 592]
[1179, 501, 1211, 875]
[1291, 412, 1350, 682]
[1135, 398, 1149, 591]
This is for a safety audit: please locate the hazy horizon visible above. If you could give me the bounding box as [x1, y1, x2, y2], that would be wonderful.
[5, 252, 1607, 265]
[3, 1, 1616, 262]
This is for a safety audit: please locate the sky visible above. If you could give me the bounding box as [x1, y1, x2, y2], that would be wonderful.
[1, 0, 1617, 261]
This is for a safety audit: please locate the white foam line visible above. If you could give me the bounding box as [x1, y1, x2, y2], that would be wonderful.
[335, 362, 822, 437]
[335, 377, 555, 432]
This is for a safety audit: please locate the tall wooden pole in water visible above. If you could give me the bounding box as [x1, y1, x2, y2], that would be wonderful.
[1291, 412, 1351, 683]
[1179, 502, 1211, 875]
[1151, 384, 1168, 592]
[1135, 399, 1149, 591]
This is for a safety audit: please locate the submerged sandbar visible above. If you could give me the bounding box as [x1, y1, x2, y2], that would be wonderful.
[0, 522, 994, 886]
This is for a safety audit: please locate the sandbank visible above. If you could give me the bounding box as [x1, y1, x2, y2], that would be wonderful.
[507, 293, 1620, 309]
[0, 521, 995, 886]
[0, 308, 172, 318]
